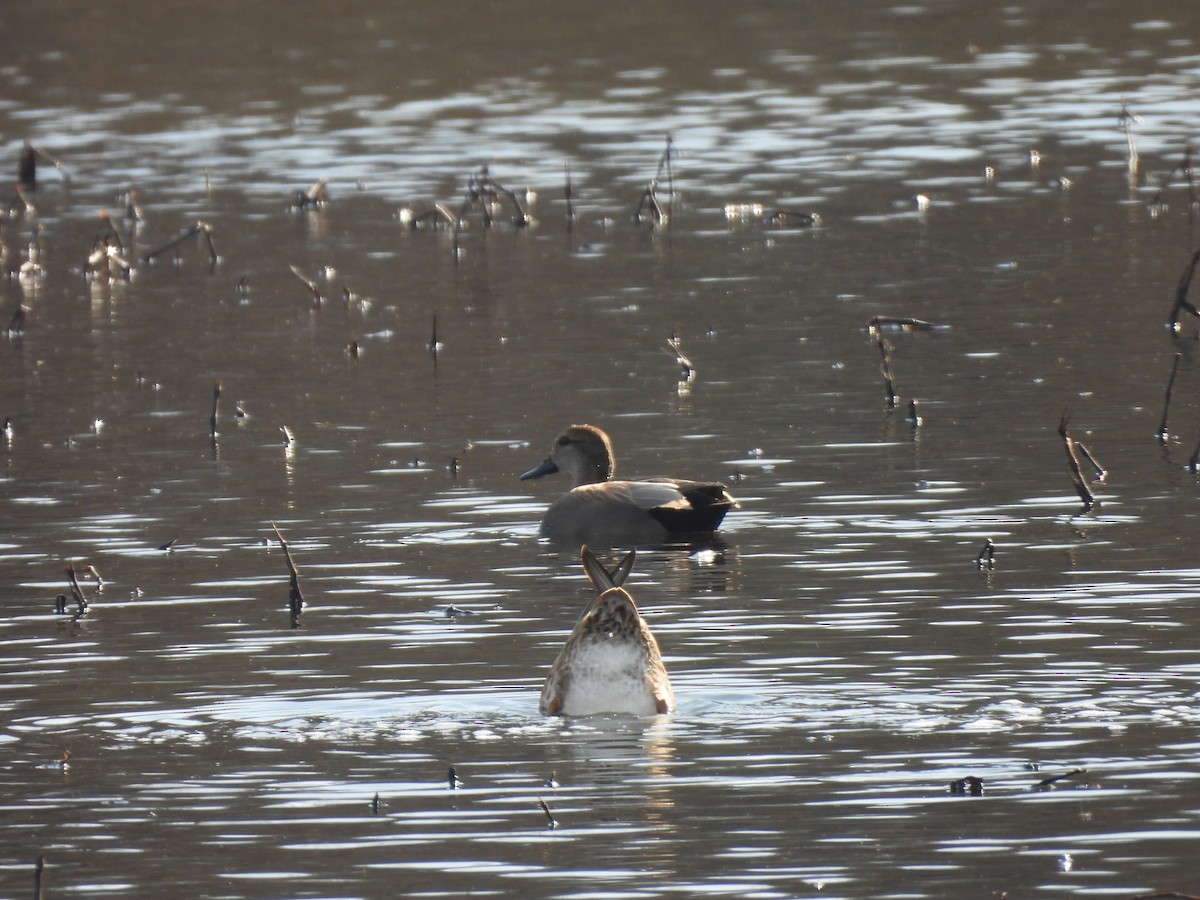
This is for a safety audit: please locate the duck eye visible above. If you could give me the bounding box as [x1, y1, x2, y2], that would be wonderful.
[556, 436, 573, 447]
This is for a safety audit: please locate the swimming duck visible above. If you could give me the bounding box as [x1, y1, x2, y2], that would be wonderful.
[540, 546, 673, 716]
[520, 424, 737, 546]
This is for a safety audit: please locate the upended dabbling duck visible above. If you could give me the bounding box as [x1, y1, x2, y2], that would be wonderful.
[540, 546, 673, 716]
[520, 424, 738, 546]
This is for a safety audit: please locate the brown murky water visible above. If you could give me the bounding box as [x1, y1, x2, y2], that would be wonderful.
[3, 2, 1200, 898]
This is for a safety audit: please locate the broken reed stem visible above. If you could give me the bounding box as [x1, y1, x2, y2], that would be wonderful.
[873, 331, 899, 408]
[1148, 143, 1196, 215]
[18, 143, 36, 188]
[1058, 410, 1096, 509]
[1074, 440, 1107, 482]
[1168, 246, 1200, 329]
[209, 381, 221, 438]
[289, 264, 322, 303]
[537, 796, 558, 829]
[428, 312, 440, 360]
[64, 563, 88, 615]
[660, 135, 674, 222]
[1033, 767, 1086, 789]
[867, 316, 945, 332]
[271, 522, 305, 617]
[1158, 352, 1182, 440]
[1119, 99, 1141, 180]
[1189, 431, 1200, 472]
[140, 221, 216, 265]
[20, 143, 72, 189]
[633, 184, 664, 224]
[564, 162, 574, 232]
[1188, 143, 1198, 222]
[454, 167, 528, 227]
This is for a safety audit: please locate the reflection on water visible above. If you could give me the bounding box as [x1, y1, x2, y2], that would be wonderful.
[4, 0, 1200, 897]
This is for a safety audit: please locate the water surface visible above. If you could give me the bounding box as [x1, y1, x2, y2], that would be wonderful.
[3, 2, 1200, 898]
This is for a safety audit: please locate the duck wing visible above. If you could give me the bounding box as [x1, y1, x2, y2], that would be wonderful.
[638, 478, 737, 533]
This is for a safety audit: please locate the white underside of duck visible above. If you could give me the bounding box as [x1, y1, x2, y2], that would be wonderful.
[548, 638, 663, 716]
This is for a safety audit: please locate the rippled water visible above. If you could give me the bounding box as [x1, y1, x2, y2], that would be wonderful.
[4, 1, 1200, 897]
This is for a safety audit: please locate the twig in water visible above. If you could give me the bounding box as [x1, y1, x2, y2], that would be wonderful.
[1120, 99, 1142, 181]
[949, 776, 984, 795]
[656, 134, 674, 222]
[7, 305, 28, 336]
[18, 142, 71, 190]
[80, 564, 103, 590]
[124, 188, 144, 224]
[449, 165, 529, 227]
[1075, 439, 1107, 482]
[93, 210, 124, 253]
[140, 221, 217, 267]
[18, 142, 36, 189]
[564, 162, 575, 232]
[1033, 768, 1086, 789]
[85, 211, 133, 281]
[766, 209, 821, 228]
[1158, 352, 1183, 441]
[33, 852, 45, 900]
[665, 333, 695, 380]
[271, 522, 305, 619]
[906, 399, 923, 428]
[1058, 410, 1097, 510]
[633, 181, 667, 225]
[867, 316, 948, 333]
[1151, 143, 1200, 221]
[873, 330, 899, 409]
[65, 562, 88, 615]
[289, 265, 323, 305]
[406, 203, 461, 230]
[293, 179, 329, 210]
[538, 796, 558, 828]
[428, 312, 442, 360]
[1167, 246, 1200, 331]
[1187, 430, 1200, 472]
[8, 183, 36, 217]
[209, 381, 221, 438]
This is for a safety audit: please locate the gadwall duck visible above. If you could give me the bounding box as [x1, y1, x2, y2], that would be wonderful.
[540, 546, 673, 716]
[520, 424, 737, 546]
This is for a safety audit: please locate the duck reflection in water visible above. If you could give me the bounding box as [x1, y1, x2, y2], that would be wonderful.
[540, 546, 673, 716]
[520, 424, 737, 547]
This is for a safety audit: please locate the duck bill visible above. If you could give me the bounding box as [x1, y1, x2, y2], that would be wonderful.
[520, 457, 559, 481]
